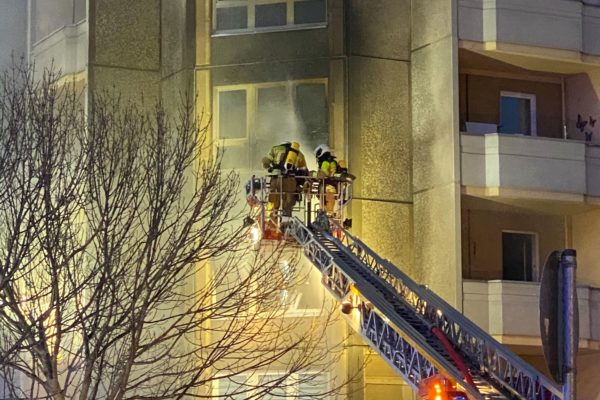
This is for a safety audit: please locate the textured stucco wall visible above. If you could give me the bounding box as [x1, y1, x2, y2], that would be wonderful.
[162, 0, 195, 78]
[348, 0, 410, 61]
[411, 0, 462, 306]
[572, 208, 600, 287]
[346, 1, 413, 397]
[0, 0, 26, 72]
[160, 0, 196, 113]
[89, 0, 160, 103]
[347, 0, 412, 275]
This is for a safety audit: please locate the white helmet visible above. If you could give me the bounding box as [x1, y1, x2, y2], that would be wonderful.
[314, 144, 330, 159]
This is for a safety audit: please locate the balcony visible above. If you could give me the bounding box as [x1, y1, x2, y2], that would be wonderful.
[463, 280, 600, 350]
[461, 133, 600, 201]
[458, 0, 600, 58]
[31, 20, 88, 76]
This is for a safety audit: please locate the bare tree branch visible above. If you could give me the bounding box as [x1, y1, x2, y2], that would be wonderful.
[0, 62, 357, 400]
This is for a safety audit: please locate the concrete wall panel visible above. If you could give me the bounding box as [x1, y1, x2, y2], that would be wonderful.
[413, 183, 461, 305]
[494, 0, 581, 52]
[93, 66, 160, 104]
[572, 208, 600, 287]
[348, 0, 410, 61]
[412, 1, 461, 306]
[412, 38, 457, 191]
[162, 0, 195, 77]
[457, 0, 483, 42]
[161, 68, 194, 113]
[352, 200, 413, 273]
[211, 29, 329, 66]
[583, 5, 600, 56]
[412, 0, 453, 51]
[93, 0, 160, 70]
[348, 57, 411, 202]
[211, 59, 329, 86]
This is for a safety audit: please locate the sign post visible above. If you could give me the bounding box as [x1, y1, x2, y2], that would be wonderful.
[561, 250, 577, 400]
[540, 249, 578, 400]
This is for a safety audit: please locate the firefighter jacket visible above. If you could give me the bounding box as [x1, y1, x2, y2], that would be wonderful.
[262, 143, 308, 175]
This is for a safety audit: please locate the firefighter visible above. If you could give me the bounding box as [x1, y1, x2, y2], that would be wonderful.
[262, 141, 308, 219]
[313, 144, 341, 215]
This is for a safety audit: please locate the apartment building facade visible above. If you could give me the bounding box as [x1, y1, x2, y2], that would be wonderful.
[1, 0, 599, 399]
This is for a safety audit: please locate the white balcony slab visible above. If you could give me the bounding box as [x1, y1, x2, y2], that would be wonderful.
[463, 279, 600, 347]
[460, 133, 598, 198]
[459, 0, 600, 57]
[31, 20, 88, 76]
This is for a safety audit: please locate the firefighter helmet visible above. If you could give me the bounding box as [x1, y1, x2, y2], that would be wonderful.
[314, 144, 330, 159]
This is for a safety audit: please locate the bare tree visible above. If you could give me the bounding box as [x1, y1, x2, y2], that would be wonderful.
[0, 63, 351, 400]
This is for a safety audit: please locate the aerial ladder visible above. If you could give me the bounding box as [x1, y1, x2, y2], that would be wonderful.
[245, 174, 563, 400]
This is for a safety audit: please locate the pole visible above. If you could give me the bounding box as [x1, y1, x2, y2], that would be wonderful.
[561, 249, 577, 400]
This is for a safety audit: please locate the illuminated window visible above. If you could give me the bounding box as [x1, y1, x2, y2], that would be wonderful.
[214, 0, 327, 34]
[214, 372, 329, 399]
[214, 80, 328, 173]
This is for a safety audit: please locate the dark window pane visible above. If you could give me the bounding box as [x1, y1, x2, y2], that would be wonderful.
[255, 3, 286, 27]
[219, 90, 247, 139]
[294, 0, 326, 24]
[502, 232, 534, 281]
[499, 96, 532, 135]
[216, 6, 248, 31]
[296, 83, 328, 149]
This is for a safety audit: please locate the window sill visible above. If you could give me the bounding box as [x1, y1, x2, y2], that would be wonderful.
[212, 22, 327, 38]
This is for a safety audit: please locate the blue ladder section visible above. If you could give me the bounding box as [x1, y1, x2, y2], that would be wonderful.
[286, 217, 563, 400]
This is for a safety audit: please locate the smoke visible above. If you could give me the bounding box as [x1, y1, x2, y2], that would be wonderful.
[254, 81, 328, 172]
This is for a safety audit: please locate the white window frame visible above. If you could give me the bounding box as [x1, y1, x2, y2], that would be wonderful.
[209, 255, 327, 319]
[213, 372, 329, 399]
[501, 230, 539, 282]
[213, 0, 328, 36]
[499, 91, 537, 136]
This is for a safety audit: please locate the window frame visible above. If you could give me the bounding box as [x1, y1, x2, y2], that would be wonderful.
[499, 91, 537, 136]
[213, 371, 330, 399]
[213, 78, 329, 148]
[501, 230, 539, 282]
[213, 0, 328, 36]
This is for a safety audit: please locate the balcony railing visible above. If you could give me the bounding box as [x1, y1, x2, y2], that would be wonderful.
[460, 133, 600, 199]
[458, 0, 600, 56]
[31, 19, 88, 76]
[463, 279, 600, 349]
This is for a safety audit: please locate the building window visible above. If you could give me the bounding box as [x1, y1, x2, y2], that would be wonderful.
[214, 79, 328, 173]
[502, 231, 538, 282]
[214, 372, 329, 399]
[499, 91, 537, 136]
[214, 0, 327, 35]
